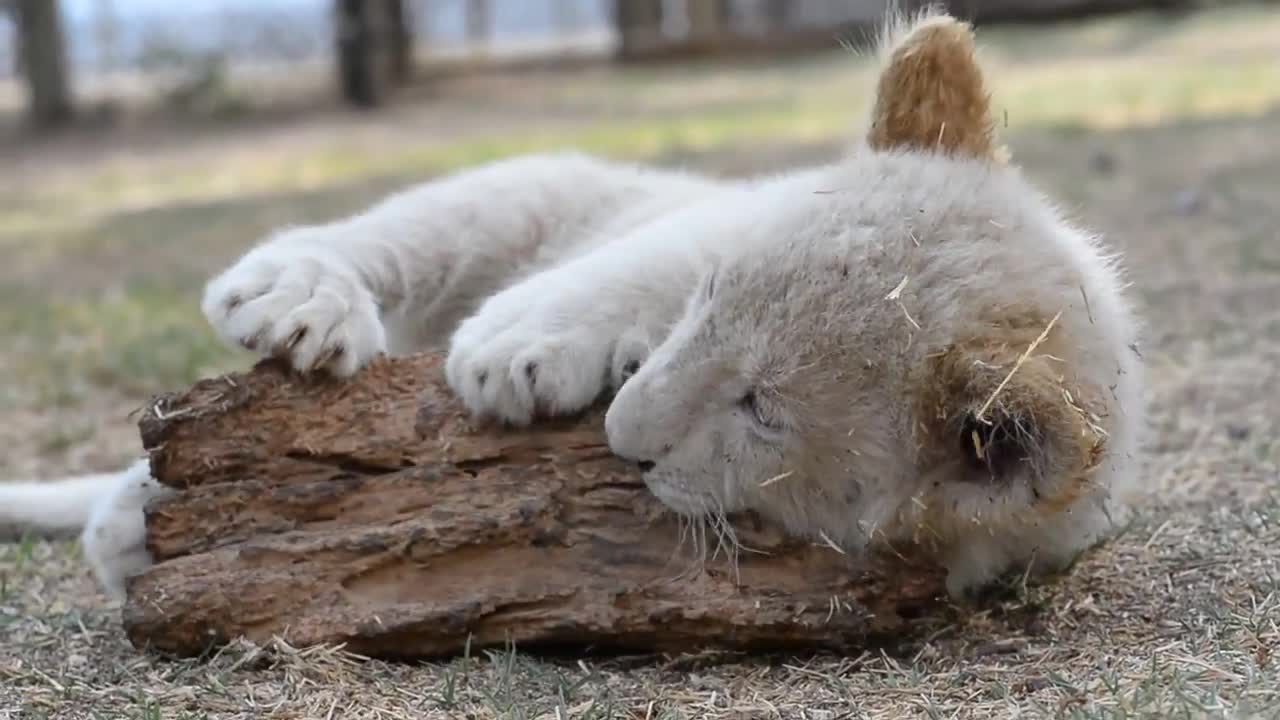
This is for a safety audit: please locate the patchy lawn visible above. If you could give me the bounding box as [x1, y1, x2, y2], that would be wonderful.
[2, 5, 1279, 718]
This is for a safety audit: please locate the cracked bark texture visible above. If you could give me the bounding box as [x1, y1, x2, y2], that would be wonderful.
[123, 353, 946, 660]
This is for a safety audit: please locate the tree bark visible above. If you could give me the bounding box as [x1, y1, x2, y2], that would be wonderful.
[15, 0, 72, 127]
[123, 353, 946, 661]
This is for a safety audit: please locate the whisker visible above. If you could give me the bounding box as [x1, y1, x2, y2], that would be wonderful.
[759, 471, 794, 488]
[709, 504, 741, 585]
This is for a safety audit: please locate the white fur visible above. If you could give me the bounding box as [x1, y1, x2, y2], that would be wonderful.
[602, 152, 1146, 597]
[202, 152, 720, 386]
[0, 473, 113, 537]
[3, 151, 724, 597]
[1, 460, 167, 597]
[5, 14, 1147, 600]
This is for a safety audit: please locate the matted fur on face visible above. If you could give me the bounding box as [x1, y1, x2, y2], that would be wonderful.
[605, 11, 1145, 597]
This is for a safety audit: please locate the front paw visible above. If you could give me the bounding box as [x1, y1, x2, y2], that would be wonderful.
[446, 302, 650, 426]
[201, 240, 386, 377]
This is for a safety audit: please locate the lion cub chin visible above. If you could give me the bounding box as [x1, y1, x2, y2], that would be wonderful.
[605, 10, 1146, 598]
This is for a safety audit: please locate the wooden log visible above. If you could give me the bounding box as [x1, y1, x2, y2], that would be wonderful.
[123, 353, 947, 661]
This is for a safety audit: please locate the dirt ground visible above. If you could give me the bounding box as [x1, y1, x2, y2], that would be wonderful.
[2, 6, 1279, 719]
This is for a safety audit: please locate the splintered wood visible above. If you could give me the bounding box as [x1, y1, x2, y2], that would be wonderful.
[123, 353, 945, 660]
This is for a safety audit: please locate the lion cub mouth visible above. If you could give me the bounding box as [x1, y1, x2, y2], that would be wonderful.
[640, 469, 721, 517]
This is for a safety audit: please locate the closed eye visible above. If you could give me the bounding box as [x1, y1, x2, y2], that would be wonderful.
[740, 390, 784, 433]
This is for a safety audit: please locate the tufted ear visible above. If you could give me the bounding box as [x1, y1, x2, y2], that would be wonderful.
[866, 9, 1008, 162]
[914, 313, 1108, 518]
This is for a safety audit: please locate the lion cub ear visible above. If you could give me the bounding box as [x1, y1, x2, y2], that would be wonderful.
[915, 315, 1108, 515]
[866, 9, 1008, 163]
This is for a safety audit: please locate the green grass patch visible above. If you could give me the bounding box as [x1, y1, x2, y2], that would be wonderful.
[0, 282, 241, 402]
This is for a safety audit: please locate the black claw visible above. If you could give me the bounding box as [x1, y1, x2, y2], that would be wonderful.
[477, 370, 488, 388]
[286, 326, 308, 349]
[621, 359, 641, 380]
[524, 361, 538, 382]
[310, 343, 345, 372]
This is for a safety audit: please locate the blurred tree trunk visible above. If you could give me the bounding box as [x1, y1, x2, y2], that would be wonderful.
[765, 0, 791, 29]
[15, 0, 73, 127]
[387, 0, 412, 82]
[614, 0, 663, 60]
[686, 0, 729, 44]
[335, 0, 410, 108]
[465, 0, 490, 54]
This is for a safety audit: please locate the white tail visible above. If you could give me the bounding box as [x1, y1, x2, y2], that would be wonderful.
[0, 460, 166, 597]
[0, 470, 125, 540]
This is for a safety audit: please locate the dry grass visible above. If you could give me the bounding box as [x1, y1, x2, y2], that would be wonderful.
[3, 496, 1278, 718]
[3, 4, 1280, 718]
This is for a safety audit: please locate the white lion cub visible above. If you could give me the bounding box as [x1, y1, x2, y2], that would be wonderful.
[1, 11, 1144, 601]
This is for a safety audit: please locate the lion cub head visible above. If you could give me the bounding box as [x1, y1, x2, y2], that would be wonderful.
[605, 9, 1145, 597]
